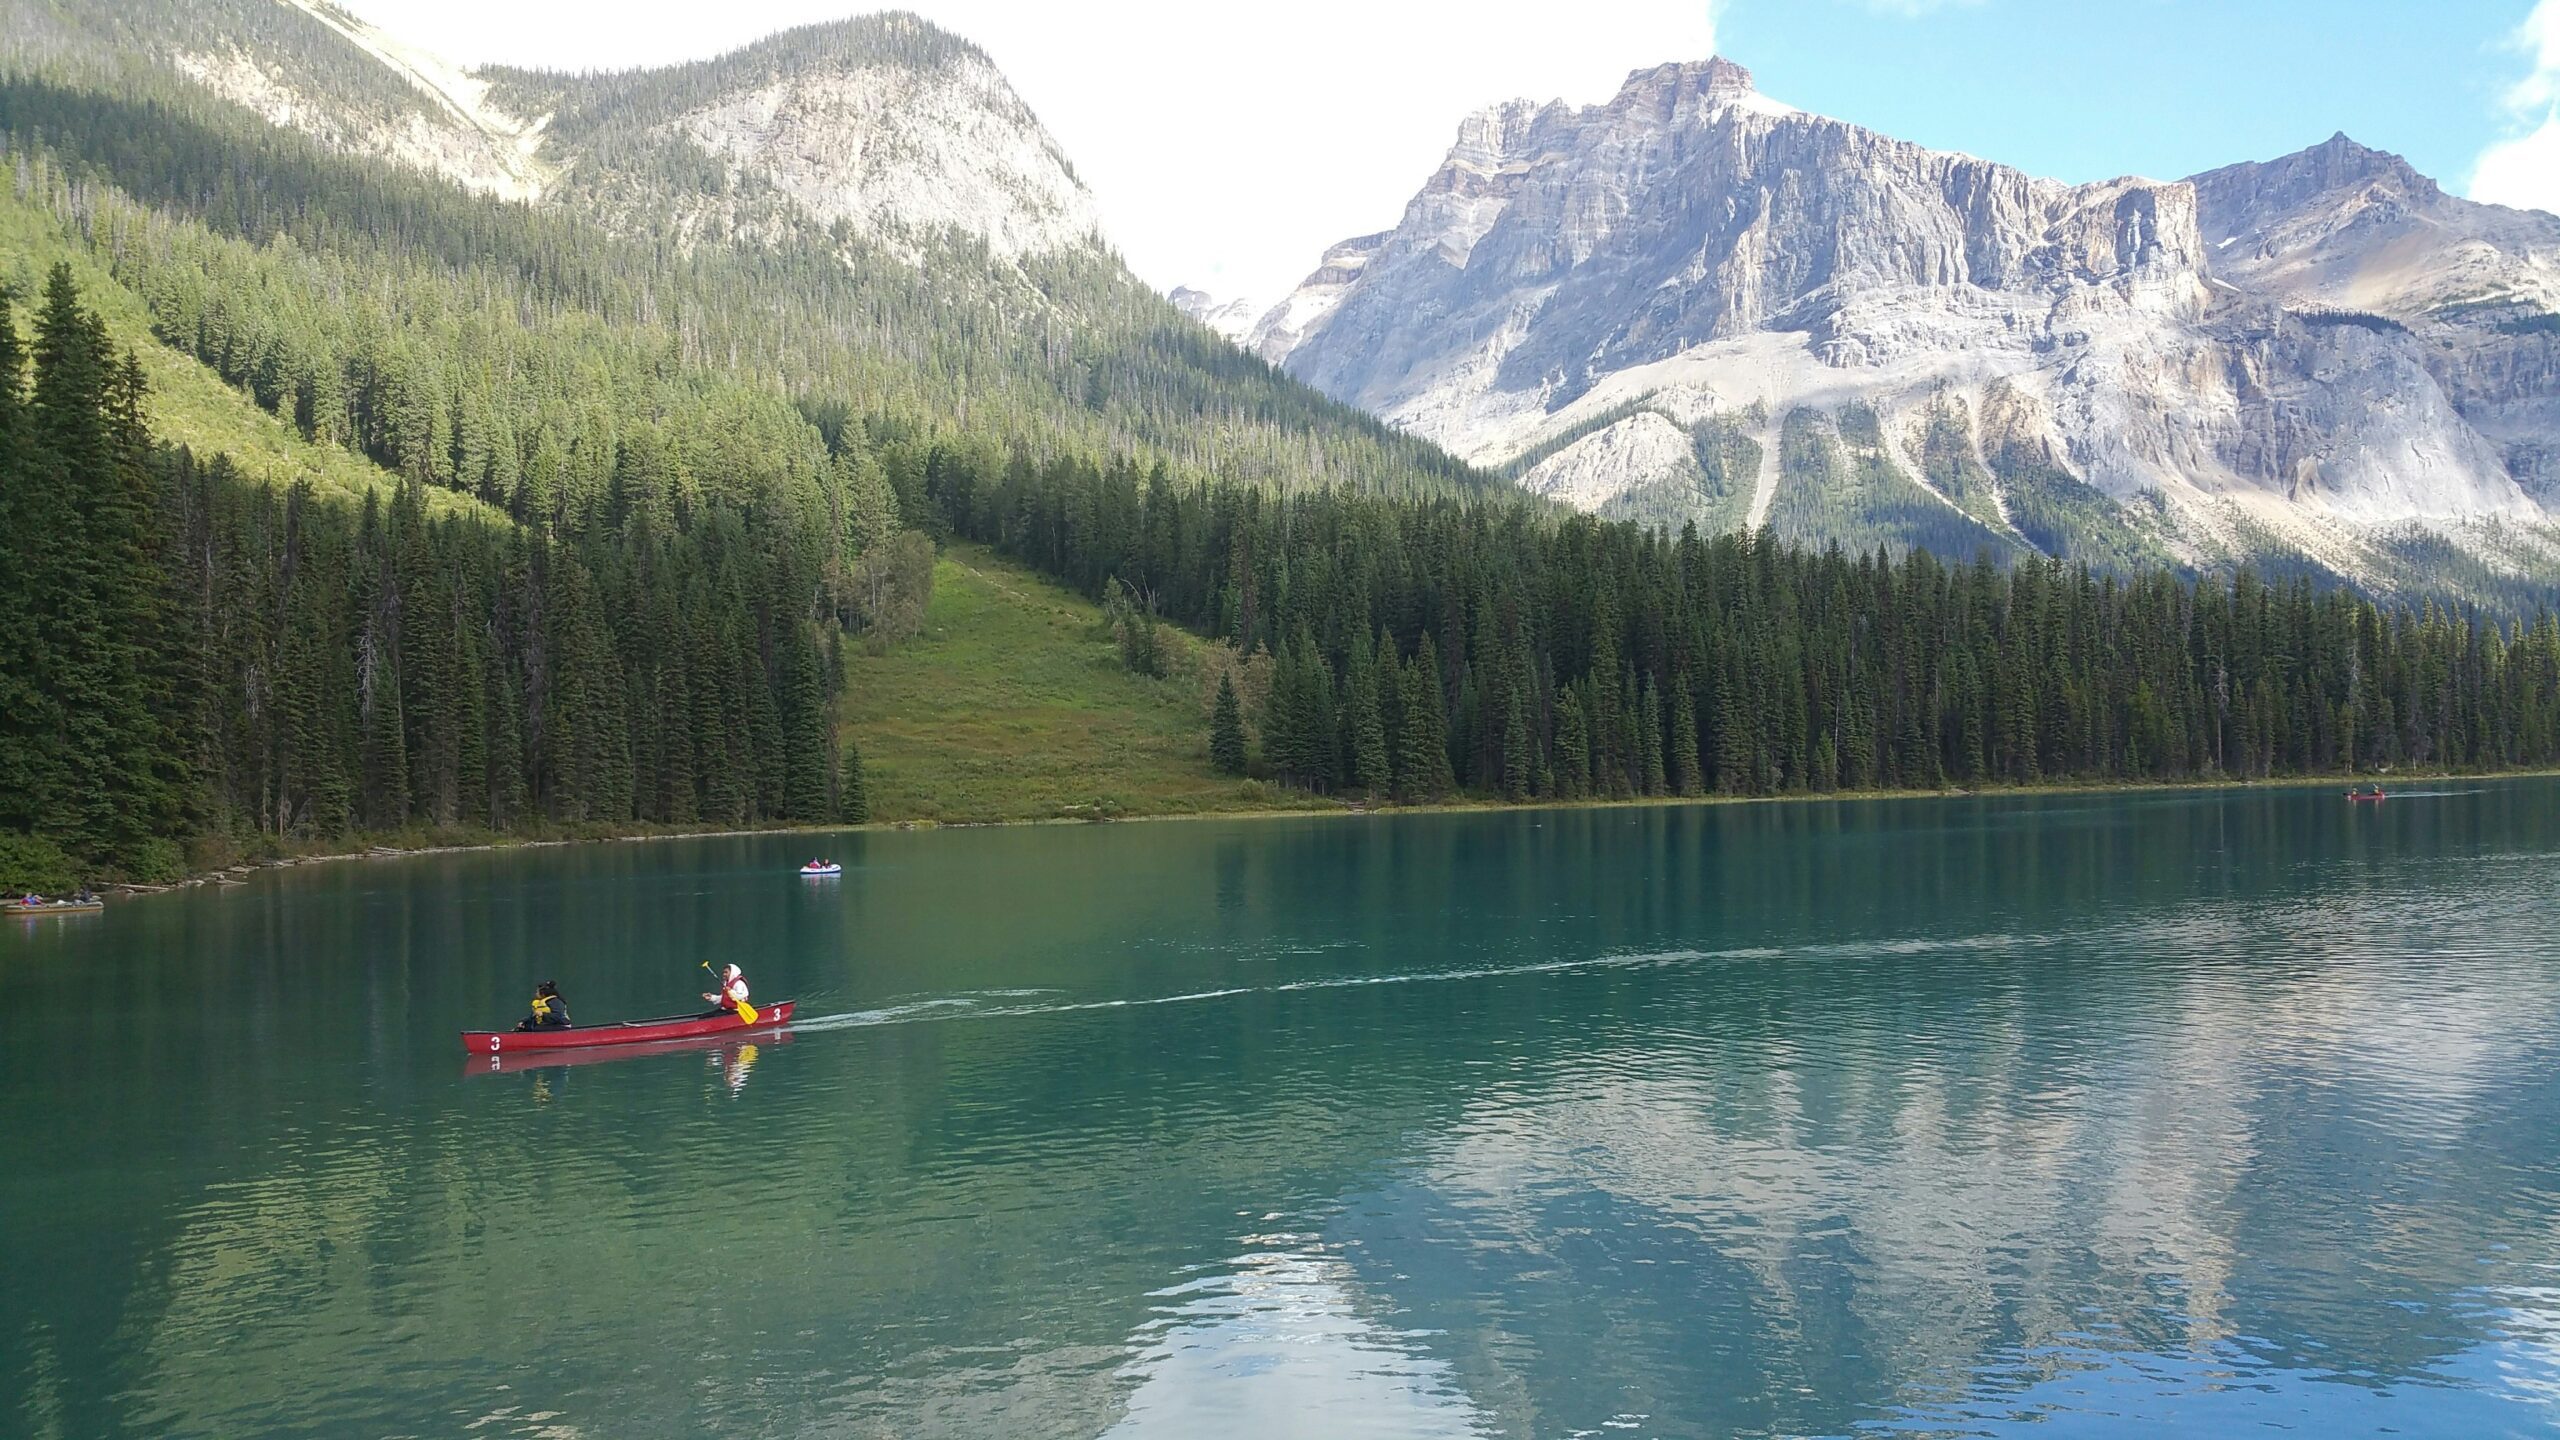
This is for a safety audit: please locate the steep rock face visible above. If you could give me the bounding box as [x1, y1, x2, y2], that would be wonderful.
[2189, 133, 2560, 315]
[1257, 58, 2560, 590]
[3, 0, 558, 201]
[663, 43, 1099, 259]
[1169, 286, 1262, 343]
[1247, 232, 1390, 362]
[2191, 134, 2560, 505]
[1519, 411, 1702, 511]
[62, 1, 1106, 266]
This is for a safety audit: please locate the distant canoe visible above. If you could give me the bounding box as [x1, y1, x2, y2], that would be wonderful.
[799, 862, 843, 876]
[5, 898, 104, 916]
[2347, 791, 2388, 802]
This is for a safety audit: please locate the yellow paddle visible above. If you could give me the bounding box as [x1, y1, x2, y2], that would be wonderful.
[701, 960, 759, 1025]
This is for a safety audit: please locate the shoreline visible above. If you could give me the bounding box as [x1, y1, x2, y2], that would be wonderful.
[100, 766, 2560, 902]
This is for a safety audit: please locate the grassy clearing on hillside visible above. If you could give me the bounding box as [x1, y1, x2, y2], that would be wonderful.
[0, 193, 484, 517]
[841, 543, 1318, 825]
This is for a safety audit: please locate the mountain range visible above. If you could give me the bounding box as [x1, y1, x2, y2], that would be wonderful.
[9, 2, 2560, 599]
[1238, 58, 2560, 599]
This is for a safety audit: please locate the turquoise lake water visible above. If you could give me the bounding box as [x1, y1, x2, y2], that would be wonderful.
[8, 782, 2560, 1437]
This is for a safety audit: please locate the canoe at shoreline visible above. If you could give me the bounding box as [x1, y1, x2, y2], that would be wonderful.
[461, 999, 796, 1055]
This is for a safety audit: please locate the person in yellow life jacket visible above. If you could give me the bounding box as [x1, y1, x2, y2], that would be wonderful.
[513, 980, 572, 1032]
[702, 964, 751, 1018]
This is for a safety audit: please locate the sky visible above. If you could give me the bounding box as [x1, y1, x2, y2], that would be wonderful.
[333, 0, 2560, 313]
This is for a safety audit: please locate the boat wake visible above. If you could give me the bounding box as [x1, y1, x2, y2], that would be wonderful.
[786, 944, 1836, 1035]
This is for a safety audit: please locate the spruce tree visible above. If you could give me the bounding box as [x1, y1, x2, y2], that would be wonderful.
[779, 627, 832, 821]
[0, 282, 53, 838]
[1670, 683, 1704, 796]
[1554, 690, 1591, 800]
[1501, 689, 1531, 802]
[1343, 631, 1390, 797]
[1398, 637, 1457, 801]
[1640, 678, 1668, 796]
[1210, 671, 1248, 775]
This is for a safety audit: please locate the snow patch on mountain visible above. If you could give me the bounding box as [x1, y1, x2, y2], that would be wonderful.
[668, 53, 1100, 260]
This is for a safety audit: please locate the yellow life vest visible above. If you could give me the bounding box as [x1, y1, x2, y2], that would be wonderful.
[530, 993, 556, 1021]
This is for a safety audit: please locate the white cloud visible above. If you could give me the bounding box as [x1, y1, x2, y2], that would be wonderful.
[2471, 0, 2560, 214]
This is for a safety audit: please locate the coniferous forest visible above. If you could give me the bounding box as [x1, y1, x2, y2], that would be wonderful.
[910, 451, 2560, 805]
[0, 268, 855, 887]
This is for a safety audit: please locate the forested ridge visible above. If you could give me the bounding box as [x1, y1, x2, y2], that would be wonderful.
[0, 269, 866, 888]
[0, 67, 1479, 512]
[911, 452, 2560, 803]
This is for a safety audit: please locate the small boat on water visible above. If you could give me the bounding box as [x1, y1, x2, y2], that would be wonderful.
[799, 860, 843, 876]
[467, 1029, 794, 1076]
[2347, 787, 2388, 803]
[461, 1000, 796, 1055]
[5, 897, 104, 916]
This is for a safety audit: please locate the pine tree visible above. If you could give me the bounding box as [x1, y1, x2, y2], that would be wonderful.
[1639, 678, 1668, 796]
[16, 265, 174, 861]
[0, 281, 57, 839]
[1398, 636, 1457, 801]
[1554, 689, 1592, 800]
[1670, 683, 1704, 796]
[1344, 631, 1391, 797]
[1501, 688, 1531, 802]
[1210, 671, 1248, 776]
[778, 626, 832, 821]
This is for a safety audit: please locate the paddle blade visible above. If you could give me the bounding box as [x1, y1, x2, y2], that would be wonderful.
[735, 1000, 759, 1025]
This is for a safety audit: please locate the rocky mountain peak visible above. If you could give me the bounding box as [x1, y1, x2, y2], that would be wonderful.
[1170, 286, 1261, 343]
[1606, 56, 1778, 121]
[1449, 96, 1554, 164]
[2185, 129, 2560, 328]
[1249, 56, 2560, 591]
[2189, 132, 2438, 244]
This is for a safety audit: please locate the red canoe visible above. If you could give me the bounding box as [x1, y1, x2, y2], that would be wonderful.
[466, 1029, 795, 1076]
[2347, 791, 2388, 802]
[461, 1000, 796, 1055]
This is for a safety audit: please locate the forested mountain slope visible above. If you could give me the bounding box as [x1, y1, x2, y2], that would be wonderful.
[0, 0, 1479, 501]
[0, 0, 1470, 885]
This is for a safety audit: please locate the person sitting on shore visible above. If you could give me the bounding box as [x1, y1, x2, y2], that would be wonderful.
[514, 980, 573, 1032]
[703, 964, 750, 1017]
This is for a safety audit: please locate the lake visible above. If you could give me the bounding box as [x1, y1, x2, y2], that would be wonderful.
[8, 782, 2560, 1438]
